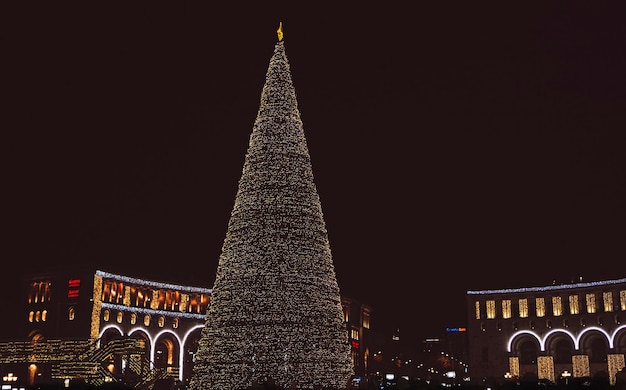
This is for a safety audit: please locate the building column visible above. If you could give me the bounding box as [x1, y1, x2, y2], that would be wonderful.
[509, 356, 520, 379]
[608, 353, 625, 386]
[537, 356, 555, 383]
[572, 355, 590, 378]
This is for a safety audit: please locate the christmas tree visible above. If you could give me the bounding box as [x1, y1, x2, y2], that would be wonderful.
[188, 23, 353, 390]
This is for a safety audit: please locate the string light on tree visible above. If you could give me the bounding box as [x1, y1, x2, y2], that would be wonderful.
[188, 23, 353, 390]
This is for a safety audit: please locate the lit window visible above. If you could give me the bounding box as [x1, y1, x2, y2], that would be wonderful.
[620, 290, 626, 311]
[172, 318, 179, 329]
[475, 301, 481, 320]
[35, 311, 41, 322]
[68, 307, 75, 321]
[130, 313, 137, 325]
[41, 310, 47, 322]
[586, 294, 597, 314]
[519, 299, 528, 318]
[552, 296, 562, 316]
[536, 298, 545, 317]
[144, 314, 151, 326]
[29, 311, 34, 322]
[117, 311, 123, 324]
[603, 292, 613, 312]
[351, 328, 359, 341]
[103, 310, 110, 322]
[158, 316, 165, 327]
[502, 300, 512, 319]
[569, 295, 580, 315]
[486, 300, 496, 319]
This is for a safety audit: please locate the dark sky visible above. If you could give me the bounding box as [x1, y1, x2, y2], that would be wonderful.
[3, 2, 626, 340]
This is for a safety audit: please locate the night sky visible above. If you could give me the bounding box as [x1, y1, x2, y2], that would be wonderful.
[3, 2, 626, 340]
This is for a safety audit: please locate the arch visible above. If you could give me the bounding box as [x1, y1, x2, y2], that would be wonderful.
[550, 337, 575, 365]
[578, 328, 610, 364]
[509, 331, 541, 365]
[577, 326, 612, 349]
[128, 328, 152, 351]
[508, 330, 542, 352]
[152, 330, 183, 375]
[99, 324, 124, 347]
[180, 325, 204, 383]
[612, 325, 626, 354]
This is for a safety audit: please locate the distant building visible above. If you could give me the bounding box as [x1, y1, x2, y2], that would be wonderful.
[466, 277, 626, 387]
[0, 267, 372, 389]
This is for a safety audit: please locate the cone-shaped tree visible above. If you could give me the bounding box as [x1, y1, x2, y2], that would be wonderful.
[188, 28, 353, 390]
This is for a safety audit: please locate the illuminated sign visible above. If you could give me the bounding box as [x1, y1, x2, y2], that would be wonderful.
[351, 340, 360, 349]
[446, 327, 467, 332]
[68, 279, 81, 298]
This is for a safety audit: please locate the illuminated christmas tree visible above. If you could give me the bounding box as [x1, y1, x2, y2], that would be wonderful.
[189, 24, 353, 390]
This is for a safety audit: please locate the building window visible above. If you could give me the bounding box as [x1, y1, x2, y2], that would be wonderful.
[351, 329, 359, 340]
[130, 313, 137, 325]
[486, 300, 496, 319]
[35, 311, 41, 322]
[586, 293, 597, 314]
[144, 314, 151, 326]
[502, 300, 512, 319]
[117, 311, 123, 324]
[603, 292, 613, 312]
[158, 316, 165, 327]
[569, 295, 580, 315]
[552, 296, 562, 316]
[475, 301, 481, 320]
[68, 307, 75, 321]
[29, 281, 52, 304]
[620, 290, 626, 311]
[29, 311, 34, 322]
[536, 297, 546, 317]
[362, 310, 371, 329]
[519, 298, 529, 318]
[103, 309, 110, 322]
[172, 318, 179, 329]
[41, 310, 47, 322]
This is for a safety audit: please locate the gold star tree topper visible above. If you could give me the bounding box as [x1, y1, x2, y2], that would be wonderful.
[277, 22, 284, 41]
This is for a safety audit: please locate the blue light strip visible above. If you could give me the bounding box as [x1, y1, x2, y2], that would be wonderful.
[467, 277, 626, 295]
[95, 270, 213, 294]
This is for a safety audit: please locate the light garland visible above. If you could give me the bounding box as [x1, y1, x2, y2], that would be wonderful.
[188, 34, 353, 390]
[95, 270, 213, 294]
[467, 277, 626, 295]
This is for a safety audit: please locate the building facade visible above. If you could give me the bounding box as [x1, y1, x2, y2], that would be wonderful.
[467, 277, 626, 386]
[0, 268, 372, 389]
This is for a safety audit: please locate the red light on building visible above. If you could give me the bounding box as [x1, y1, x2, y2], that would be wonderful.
[68, 279, 81, 298]
[68, 279, 81, 288]
[351, 340, 359, 349]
